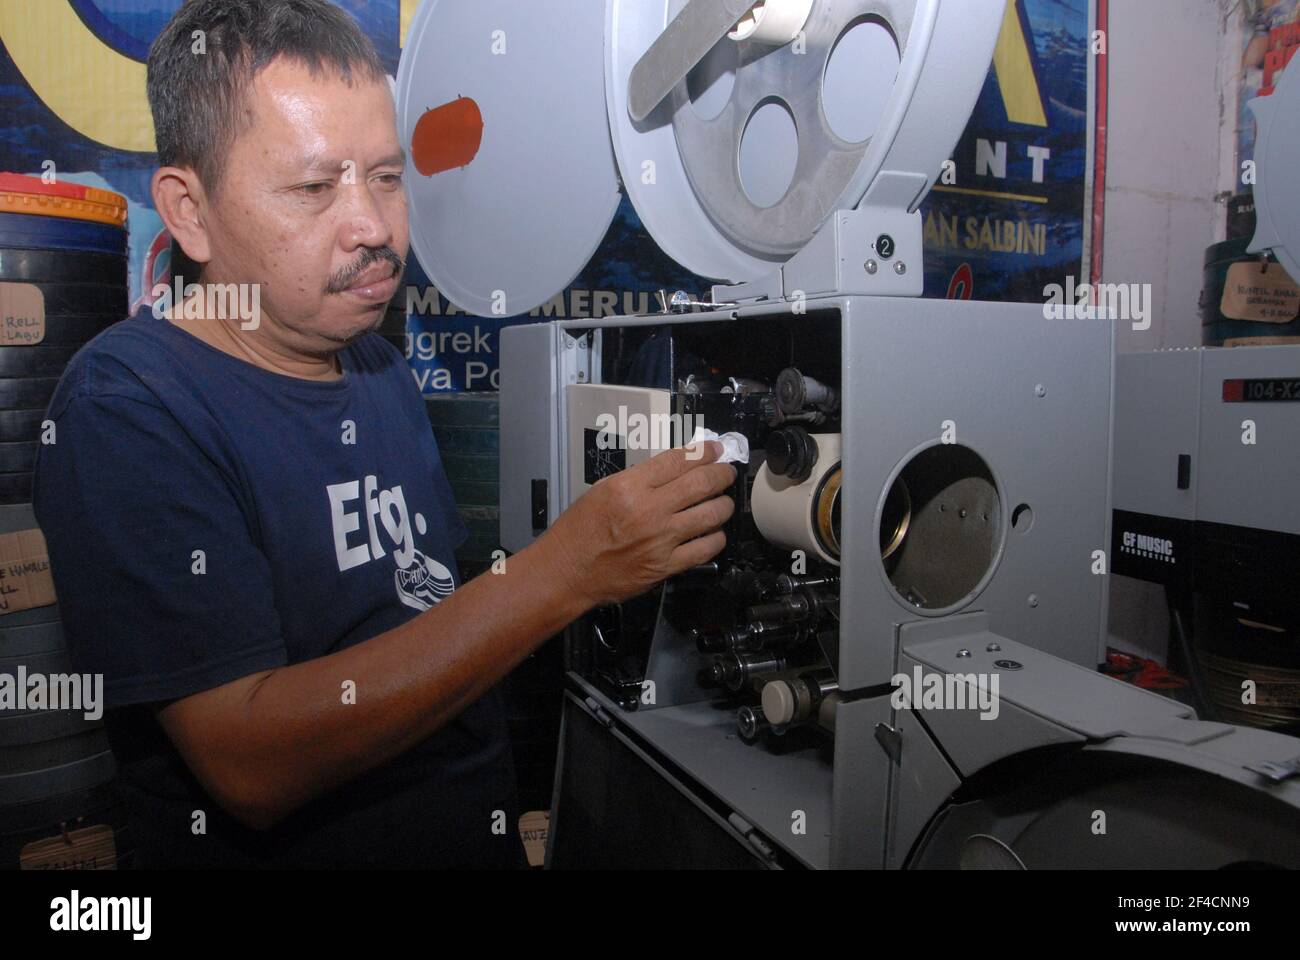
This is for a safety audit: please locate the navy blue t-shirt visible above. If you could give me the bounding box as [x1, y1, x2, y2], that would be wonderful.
[32, 313, 522, 868]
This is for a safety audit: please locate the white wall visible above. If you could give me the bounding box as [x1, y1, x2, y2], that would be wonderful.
[1103, 0, 1236, 355]
[1103, 0, 1239, 661]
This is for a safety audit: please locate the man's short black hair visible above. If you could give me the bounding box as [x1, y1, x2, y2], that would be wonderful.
[147, 0, 386, 194]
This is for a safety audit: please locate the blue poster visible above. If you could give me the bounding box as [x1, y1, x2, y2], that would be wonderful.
[920, 0, 1091, 302]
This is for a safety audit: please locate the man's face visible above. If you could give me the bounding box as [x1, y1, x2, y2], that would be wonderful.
[202, 58, 408, 349]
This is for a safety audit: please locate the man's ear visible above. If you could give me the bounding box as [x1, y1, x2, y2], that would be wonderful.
[151, 166, 212, 266]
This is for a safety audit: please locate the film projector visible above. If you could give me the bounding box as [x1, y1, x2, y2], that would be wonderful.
[396, 0, 1300, 868]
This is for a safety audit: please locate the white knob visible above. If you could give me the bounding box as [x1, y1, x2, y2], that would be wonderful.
[761, 680, 798, 725]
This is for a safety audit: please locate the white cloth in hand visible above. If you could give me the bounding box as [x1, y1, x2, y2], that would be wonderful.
[689, 427, 751, 465]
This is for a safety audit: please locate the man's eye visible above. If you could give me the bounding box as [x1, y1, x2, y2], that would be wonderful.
[298, 182, 332, 196]
[375, 173, 403, 187]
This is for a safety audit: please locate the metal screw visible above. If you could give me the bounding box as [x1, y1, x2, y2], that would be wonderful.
[995, 659, 1023, 670]
[1035, 384, 1047, 398]
[986, 642, 1002, 652]
[959, 509, 968, 519]
[864, 260, 878, 275]
[957, 648, 972, 658]
[894, 261, 907, 275]
[1028, 594, 1039, 608]
[577, 371, 587, 382]
[565, 339, 574, 350]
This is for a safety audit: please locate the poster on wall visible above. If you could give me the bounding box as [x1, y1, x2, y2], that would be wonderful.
[919, 0, 1095, 304]
[0, 0, 1098, 394]
[1240, 0, 1299, 168]
[1236, 0, 1298, 241]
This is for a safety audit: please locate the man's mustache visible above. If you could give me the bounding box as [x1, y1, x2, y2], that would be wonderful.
[325, 246, 406, 295]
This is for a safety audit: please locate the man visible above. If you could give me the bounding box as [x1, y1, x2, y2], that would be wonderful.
[33, 0, 735, 868]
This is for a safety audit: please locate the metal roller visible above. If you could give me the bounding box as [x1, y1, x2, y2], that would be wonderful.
[751, 433, 842, 565]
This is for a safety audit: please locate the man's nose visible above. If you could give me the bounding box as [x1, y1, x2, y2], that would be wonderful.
[340, 183, 395, 251]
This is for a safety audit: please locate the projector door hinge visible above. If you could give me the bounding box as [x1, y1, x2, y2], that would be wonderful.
[583, 696, 614, 729]
[727, 812, 777, 863]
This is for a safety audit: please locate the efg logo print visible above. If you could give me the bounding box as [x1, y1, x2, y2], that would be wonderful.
[327, 475, 456, 611]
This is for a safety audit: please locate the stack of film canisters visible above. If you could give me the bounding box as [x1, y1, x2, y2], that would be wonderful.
[0, 174, 129, 869]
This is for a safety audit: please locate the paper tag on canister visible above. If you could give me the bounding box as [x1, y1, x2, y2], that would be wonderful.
[0, 527, 56, 616]
[0, 282, 46, 345]
[21, 825, 118, 870]
[1220, 261, 1300, 323]
[518, 810, 549, 868]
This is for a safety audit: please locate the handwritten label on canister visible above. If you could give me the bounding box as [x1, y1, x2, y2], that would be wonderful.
[0, 282, 46, 345]
[519, 810, 549, 868]
[21, 825, 118, 870]
[0, 527, 56, 615]
[1221, 261, 1300, 323]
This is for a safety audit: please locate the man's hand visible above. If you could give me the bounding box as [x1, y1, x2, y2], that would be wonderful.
[541, 440, 738, 607]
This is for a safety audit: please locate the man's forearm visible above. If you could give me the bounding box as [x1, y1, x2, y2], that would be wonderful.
[161, 536, 591, 829]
